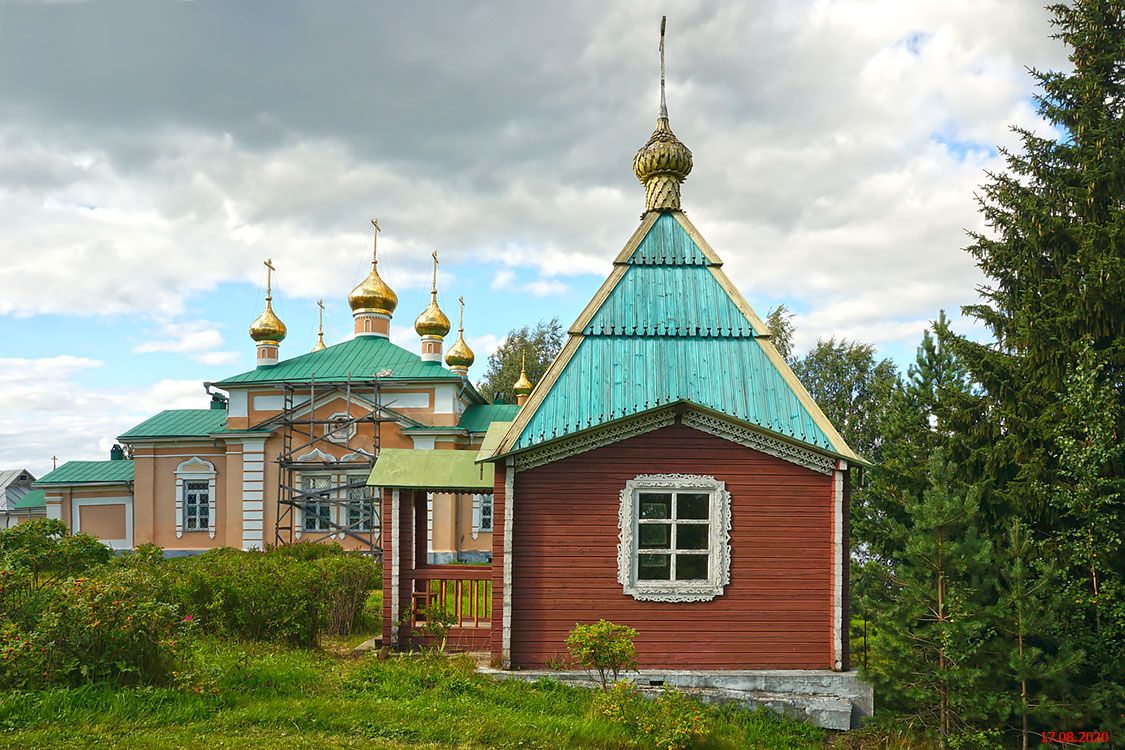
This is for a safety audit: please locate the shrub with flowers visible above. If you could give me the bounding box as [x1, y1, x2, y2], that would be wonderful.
[0, 567, 191, 689]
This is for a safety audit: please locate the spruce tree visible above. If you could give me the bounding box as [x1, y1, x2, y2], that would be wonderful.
[945, 0, 1124, 731]
[948, 0, 1124, 524]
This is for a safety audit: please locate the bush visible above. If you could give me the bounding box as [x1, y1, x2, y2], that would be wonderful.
[0, 567, 191, 689]
[0, 519, 112, 590]
[565, 619, 638, 689]
[167, 548, 379, 646]
[591, 682, 709, 750]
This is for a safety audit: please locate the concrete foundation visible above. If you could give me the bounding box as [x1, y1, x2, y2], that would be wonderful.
[482, 668, 873, 730]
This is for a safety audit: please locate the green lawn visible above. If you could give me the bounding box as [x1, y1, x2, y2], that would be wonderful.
[0, 640, 829, 749]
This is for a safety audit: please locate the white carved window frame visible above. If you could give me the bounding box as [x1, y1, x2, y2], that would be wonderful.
[617, 474, 731, 602]
[345, 474, 377, 532]
[175, 457, 217, 539]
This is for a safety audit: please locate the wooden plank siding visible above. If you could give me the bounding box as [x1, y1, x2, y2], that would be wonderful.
[502, 423, 837, 670]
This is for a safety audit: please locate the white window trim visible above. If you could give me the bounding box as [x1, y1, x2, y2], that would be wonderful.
[175, 457, 217, 539]
[471, 493, 494, 537]
[345, 475, 377, 533]
[617, 474, 731, 603]
[297, 472, 336, 538]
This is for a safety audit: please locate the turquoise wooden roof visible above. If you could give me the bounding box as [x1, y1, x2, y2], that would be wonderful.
[500, 212, 858, 461]
[34, 460, 135, 486]
[214, 336, 466, 387]
[458, 404, 520, 433]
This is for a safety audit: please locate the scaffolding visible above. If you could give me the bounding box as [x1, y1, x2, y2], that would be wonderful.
[273, 375, 398, 558]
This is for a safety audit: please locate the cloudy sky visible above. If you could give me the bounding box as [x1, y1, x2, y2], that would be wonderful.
[0, 1, 1067, 476]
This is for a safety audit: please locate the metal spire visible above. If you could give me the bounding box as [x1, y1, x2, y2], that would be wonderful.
[659, 15, 668, 121]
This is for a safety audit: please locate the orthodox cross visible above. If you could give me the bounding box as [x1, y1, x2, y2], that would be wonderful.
[431, 250, 439, 294]
[317, 299, 325, 336]
[51, 455, 58, 470]
[458, 295, 465, 332]
[370, 218, 381, 265]
[264, 258, 276, 300]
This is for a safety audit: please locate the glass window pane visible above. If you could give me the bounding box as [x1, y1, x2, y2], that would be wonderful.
[639, 493, 672, 519]
[639, 523, 670, 549]
[676, 554, 708, 580]
[676, 524, 709, 550]
[677, 493, 709, 520]
[638, 554, 671, 580]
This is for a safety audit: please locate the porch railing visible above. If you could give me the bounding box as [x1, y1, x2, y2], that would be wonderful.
[410, 565, 492, 629]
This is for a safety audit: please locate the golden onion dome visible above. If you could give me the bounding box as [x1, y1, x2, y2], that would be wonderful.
[415, 251, 450, 337]
[513, 357, 533, 396]
[445, 331, 475, 368]
[349, 219, 398, 314]
[348, 264, 398, 314]
[415, 292, 451, 337]
[249, 298, 287, 343]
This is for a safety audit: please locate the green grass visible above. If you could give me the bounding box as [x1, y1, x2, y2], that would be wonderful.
[0, 640, 828, 749]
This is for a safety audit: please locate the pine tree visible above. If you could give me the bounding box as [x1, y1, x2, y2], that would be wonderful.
[991, 521, 1079, 749]
[873, 450, 995, 748]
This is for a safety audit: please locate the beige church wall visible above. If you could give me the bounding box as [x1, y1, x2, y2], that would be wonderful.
[140, 446, 227, 551]
[223, 444, 243, 547]
[456, 494, 492, 554]
[78, 504, 126, 540]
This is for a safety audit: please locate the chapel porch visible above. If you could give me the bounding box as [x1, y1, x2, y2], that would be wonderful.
[371, 449, 496, 653]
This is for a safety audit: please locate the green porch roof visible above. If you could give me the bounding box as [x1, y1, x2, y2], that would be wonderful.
[458, 404, 520, 433]
[34, 460, 135, 486]
[214, 336, 466, 387]
[367, 449, 494, 491]
[500, 212, 859, 462]
[119, 409, 230, 440]
[11, 489, 45, 510]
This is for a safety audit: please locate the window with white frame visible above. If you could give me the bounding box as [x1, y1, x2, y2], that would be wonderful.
[301, 474, 333, 531]
[478, 494, 493, 533]
[471, 493, 494, 537]
[175, 457, 216, 539]
[346, 478, 376, 532]
[617, 474, 731, 602]
[184, 480, 210, 530]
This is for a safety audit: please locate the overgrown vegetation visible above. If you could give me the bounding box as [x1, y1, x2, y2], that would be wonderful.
[0, 640, 828, 749]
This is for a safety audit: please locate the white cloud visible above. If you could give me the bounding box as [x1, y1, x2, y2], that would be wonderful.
[0, 356, 205, 476]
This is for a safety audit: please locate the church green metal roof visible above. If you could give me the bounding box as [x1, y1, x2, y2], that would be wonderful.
[214, 335, 465, 387]
[11, 489, 45, 510]
[34, 460, 135, 486]
[119, 409, 231, 440]
[495, 211, 859, 462]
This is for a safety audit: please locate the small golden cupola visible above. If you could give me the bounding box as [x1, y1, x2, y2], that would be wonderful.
[633, 16, 693, 213]
[414, 250, 451, 362]
[250, 258, 287, 367]
[311, 299, 327, 352]
[348, 218, 398, 338]
[513, 352, 533, 406]
[444, 295, 475, 376]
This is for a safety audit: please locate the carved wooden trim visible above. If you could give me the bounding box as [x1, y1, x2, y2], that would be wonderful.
[681, 410, 836, 475]
[512, 409, 675, 472]
[617, 474, 732, 603]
